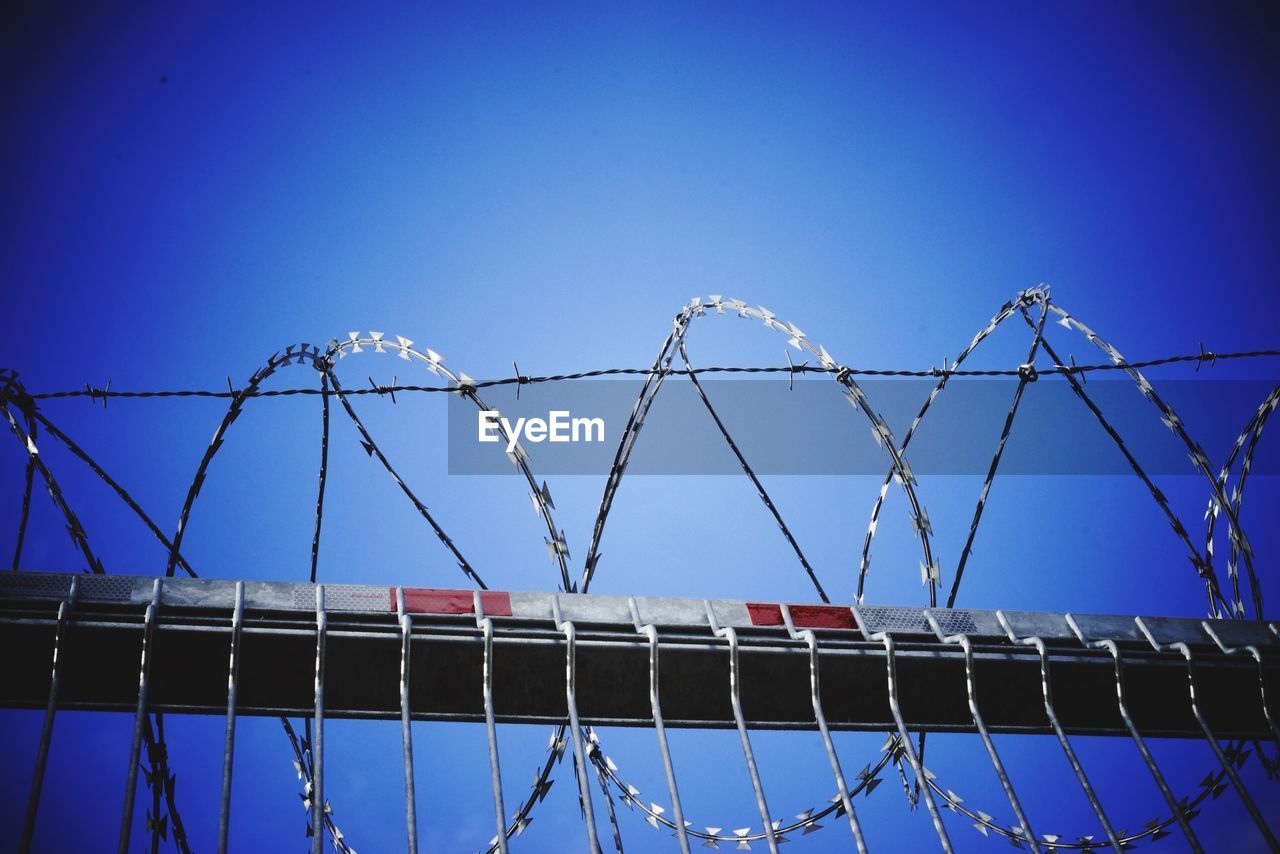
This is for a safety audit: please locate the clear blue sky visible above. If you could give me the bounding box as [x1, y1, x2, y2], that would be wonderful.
[2, 2, 1278, 851]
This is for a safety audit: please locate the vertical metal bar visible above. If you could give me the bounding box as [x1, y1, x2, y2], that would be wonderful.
[20, 576, 78, 853]
[704, 601, 779, 854]
[1165, 639, 1278, 849]
[925, 612, 1037, 852]
[475, 591, 510, 854]
[396, 588, 420, 854]
[1248, 645, 1280, 751]
[217, 581, 245, 854]
[118, 578, 161, 854]
[552, 597, 602, 853]
[779, 604, 868, 854]
[1070, 625, 1202, 851]
[876, 633, 954, 853]
[311, 585, 326, 854]
[628, 598, 691, 854]
[1036, 641, 1122, 846]
[1202, 622, 1280, 754]
[1074, 618, 1202, 851]
[995, 612, 1122, 852]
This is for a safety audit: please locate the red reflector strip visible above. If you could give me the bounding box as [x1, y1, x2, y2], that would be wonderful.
[396, 588, 513, 616]
[746, 602, 856, 630]
[746, 603, 783, 625]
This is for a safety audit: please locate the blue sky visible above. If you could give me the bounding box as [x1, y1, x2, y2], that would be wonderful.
[2, 2, 1279, 851]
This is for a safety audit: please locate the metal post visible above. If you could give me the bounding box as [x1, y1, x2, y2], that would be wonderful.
[20, 576, 78, 853]
[628, 597, 691, 854]
[779, 604, 869, 854]
[996, 611, 1123, 853]
[925, 610, 1037, 852]
[217, 581, 245, 854]
[396, 588, 420, 854]
[118, 578, 161, 854]
[311, 586, 327, 854]
[705, 601, 779, 854]
[475, 591, 509, 854]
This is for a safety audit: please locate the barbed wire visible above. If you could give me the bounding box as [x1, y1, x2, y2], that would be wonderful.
[0, 369, 348, 853]
[565, 291, 1275, 850]
[11, 347, 1280, 403]
[3, 290, 1278, 853]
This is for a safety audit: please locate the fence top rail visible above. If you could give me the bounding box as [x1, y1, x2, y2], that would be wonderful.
[3, 570, 1276, 650]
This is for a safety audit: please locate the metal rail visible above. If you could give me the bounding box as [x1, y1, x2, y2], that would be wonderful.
[3, 571, 1280, 853]
[1, 573, 1277, 739]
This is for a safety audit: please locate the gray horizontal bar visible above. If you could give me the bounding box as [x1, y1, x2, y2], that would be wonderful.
[1, 573, 1277, 738]
[3, 572, 1276, 649]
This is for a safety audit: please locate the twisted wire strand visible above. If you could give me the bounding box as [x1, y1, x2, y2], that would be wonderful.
[592, 740, 897, 845]
[1047, 304, 1260, 619]
[921, 760, 1231, 850]
[0, 373, 102, 575]
[163, 352, 289, 579]
[581, 296, 938, 604]
[1206, 386, 1280, 621]
[947, 297, 1050, 607]
[322, 334, 573, 592]
[324, 369, 487, 588]
[142, 713, 192, 854]
[1224, 395, 1273, 629]
[1017, 309, 1229, 618]
[22, 404, 197, 577]
[280, 717, 355, 853]
[856, 288, 1048, 603]
[11, 402, 36, 571]
[20, 346, 1280, 402]
[678, 341, 828, 603]
[309, 371, 330, 585]
[590, 739, 625, 853]
[146, 714, 165, 854]
[154, 715, 191, 854]
[161, 341, 486, 587]
[580, 311, 692, 592]
[1205, 385, 1280, 776]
